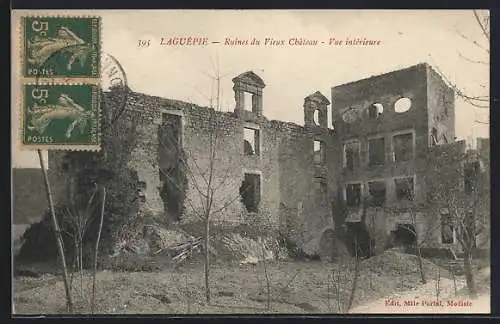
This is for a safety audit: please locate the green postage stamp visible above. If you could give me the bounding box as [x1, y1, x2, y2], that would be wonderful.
[22, 84, 100, 150]
[22, 16, 101, 78]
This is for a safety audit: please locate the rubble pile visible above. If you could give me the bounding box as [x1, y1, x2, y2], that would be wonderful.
[221, 233, 285, 264]
[143, 225, 194, 254]
[108, 219, 287, 266]
[166, 233, 286, 265]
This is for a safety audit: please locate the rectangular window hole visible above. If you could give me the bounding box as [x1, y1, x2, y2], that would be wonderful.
[314, 140, 326, 163]
[243, 92, 253, 111]
[343, 141, 360, 170]
[244, 128, 260, 156]
[395, 177, 414, 201]
[441, 210, 454, 244]
[368, 181, 386, 206]
[346, 183, 361, 207]
[393, 133, 414, 162]
[368, 137, 385, 166]
[315, 177, 328, 206]
[240, 173, 261, 213]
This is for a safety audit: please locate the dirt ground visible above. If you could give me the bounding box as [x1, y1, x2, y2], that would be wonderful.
[350, 272, 490, 314]
[12, 253, 491, 315]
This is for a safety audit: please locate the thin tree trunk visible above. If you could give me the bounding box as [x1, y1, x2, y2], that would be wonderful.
[327, 273, 332, 312]
[337, 284, 342, 312]
[410, 209, 426, 284]
[91, 187, 106, 314]
[346, 237, 359, 313]
[185, 275, 192, 314]
[334, 269, 341, 313]
[435, 267, 441, 300]
[412, 222, 425, 284]
[261, 245, 271, 311]
[416, 245, 426, 284]
[463, 249, 476, 297]
[79, 236, 84, 298]
[452, 269, 457, 295]
[69, 246, 77, 293]
[38, 149, 73, 313]
[204, 214, 211, 304]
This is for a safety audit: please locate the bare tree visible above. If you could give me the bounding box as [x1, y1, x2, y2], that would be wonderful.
[261, 245, 271, 311]
[435, 267, 441, 300]
[432, 10, 490, 124]
[427, 146, 490, 297]
[384, 178, 428, 284]
[63, 184, 98, 300]
[157, 62, 257, 304]
[37, 149, 73, 313]
[329, 186, 368, 313]
[345, 236, 359, 313]
[409, 209, 426, 284]
[331, 268, 345, 313]
[345, 197, 369, 313]
[91, 187, 106, 314]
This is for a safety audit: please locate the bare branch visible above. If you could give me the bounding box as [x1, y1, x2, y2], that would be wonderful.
[455, 28, 490, 54]
[200, 69, 215, 80]
[473, 10, 490, 43]
[193, 86, 212, 102]
[429, 59, 490, 108]
[213, 167, 236, 193]
[457, 51, 488, 65]
[157, 134, 209, 197]
[211, 182, 255, 216]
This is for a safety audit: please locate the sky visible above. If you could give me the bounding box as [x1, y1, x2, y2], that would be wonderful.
[11, 10, 490, 168]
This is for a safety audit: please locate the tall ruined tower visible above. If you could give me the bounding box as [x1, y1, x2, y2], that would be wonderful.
[330, 63, 457, 255]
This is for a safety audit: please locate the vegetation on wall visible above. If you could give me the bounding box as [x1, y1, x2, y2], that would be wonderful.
[17, 90, 141, 264]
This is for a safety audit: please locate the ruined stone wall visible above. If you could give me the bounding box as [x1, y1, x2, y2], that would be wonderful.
[331, 63, 430, 143]
[124, 95, 164, 215]
[40, 90, 337, 243]
[36, 66, 486, 260]
[126, 90, 341, 253]
[426, 66, 456, 145]
[331, 63, 432, 203]
[275, 122, 339, 255]
[277, 124, 316, 249]
[328, 63, 461, 252]
[158, 98, 339, 253]
[45, 91, 160, 224]
[178, 105, 247, 224]
[155, 104, 285, 231]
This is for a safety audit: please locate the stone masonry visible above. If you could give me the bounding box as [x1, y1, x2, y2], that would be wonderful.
[44, 63, 490, 257]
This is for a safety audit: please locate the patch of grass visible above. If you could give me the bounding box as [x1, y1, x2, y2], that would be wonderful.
[13, 258, 455, 315]
[456, 267, 490, 297]
[99, 254, 174, 273]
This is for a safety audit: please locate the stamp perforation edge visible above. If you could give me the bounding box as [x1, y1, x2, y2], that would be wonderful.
[18, 15, 103, 152]
[18, 83, 102, 152]
[21, 15, 103, 82]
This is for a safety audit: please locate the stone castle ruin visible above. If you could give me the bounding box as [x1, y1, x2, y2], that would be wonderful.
[39, 63, 489, 259]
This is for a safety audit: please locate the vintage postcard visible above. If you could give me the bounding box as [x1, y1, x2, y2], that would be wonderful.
[11, 10, 490, 315]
